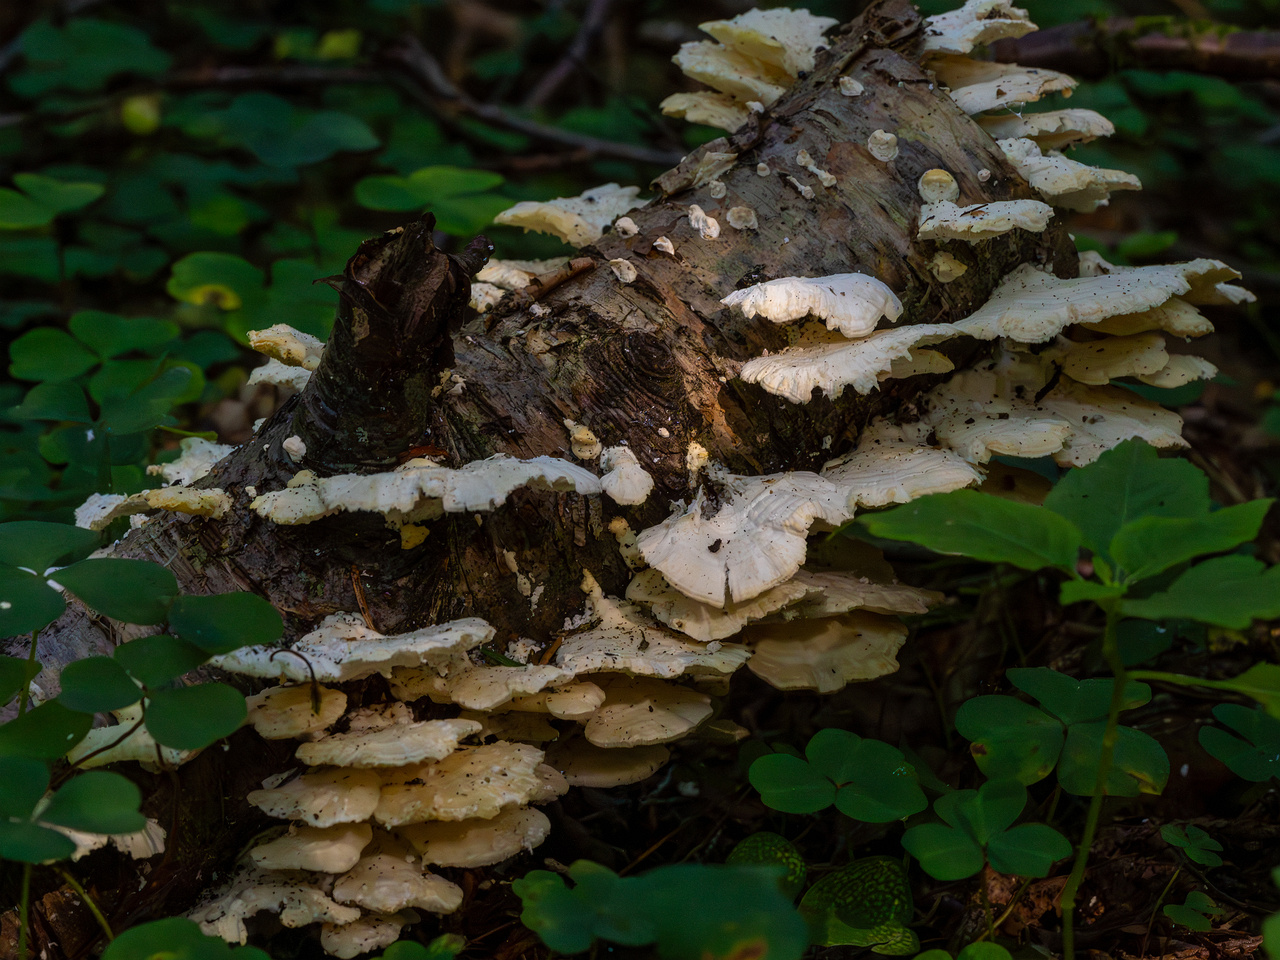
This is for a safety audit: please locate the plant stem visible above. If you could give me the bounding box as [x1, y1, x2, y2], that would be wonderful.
[56, 868, 113, 942]
[17, 863, 31, 960]
[17, 630, 37, 716]
[1142, 865, 1180, 956]
[974, 877, 1034, 942]
[1128, 669, 1230, 692]
[1058, 603, 1129, 959]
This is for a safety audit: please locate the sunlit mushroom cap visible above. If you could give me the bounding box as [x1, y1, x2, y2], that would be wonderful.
[248, 358, 312, 391]
[740, 323, 959, 403]
[333, 853, 463, 915]
[66, 703, 196, 769]
[786, 569, 943, 619]
[546, 738, 671, 788]
[1052, 333, 1169, 386]
[248, 324, 325, 371]
[249, 823, 373, 874]
[699, 8, 837, 76]
[920, 0, 1035, 55]
[248, 768, 382, 828]
[75, 486, 233, 530]
[599, 445, 655, 506]
[296, 719, 482, 769]
[922, 368, 1074, 464]
[626, 567, 810, 642]
[476, 258, 568, 290]
[917, 199, 1054, 242]
[210, 613, 493, 683]
[954, 261, 1243, 344]
[188, 867, 362, 945]
[1137, 354, 1217, 388]
[375, 742, 546, 826]
[469, 282, 505, 314]
[978, 109, 1114, 151]
[345, 702, 415, 732]
[1039, 379, 1187, 466]
[458, 709, 559, 743]
[744, 612, 907, 693]
[320, 911, 417, 960]
[251, 454, 601, 526]
[1079, 297, 1213, 339]
[398, 806, 551, 868]
[721, 274, 903, 339]
[247, 684, 348, 740]
[930, 55, 1076, 114]
[660, 92, 750, 133]
[1078, 251, 1255, 306]
[672, 41, 791, 105]
[147, 437, 235, 485]
[555, 579, 751, 677]
[493, 183, 644, 247]
[636, 472, 850, 607]
[821, 420, 984, 508]
[530, 763, 570, 804]
[584, 675, 713, 748]
[388, 664, 572, 711]
[998, 138, 1140, 212]
[544, 681, 607, 720]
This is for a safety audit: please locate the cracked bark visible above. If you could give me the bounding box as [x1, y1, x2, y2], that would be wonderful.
[2, 0, 1078, 951]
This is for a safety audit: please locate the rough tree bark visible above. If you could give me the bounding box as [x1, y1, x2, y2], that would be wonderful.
[4, 0, 1080, 952]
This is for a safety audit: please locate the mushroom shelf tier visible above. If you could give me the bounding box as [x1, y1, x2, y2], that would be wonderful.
[34, 0, 1255, 955]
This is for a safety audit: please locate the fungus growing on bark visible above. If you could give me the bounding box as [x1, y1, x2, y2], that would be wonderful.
[583, 675, 713, 747]
[331, 849, 463, 914]
[545, 738, 671, 788]
[246, 685, 349, 740]
[743, 612, 908, 693]
[659, 92, 751, 133]
[248, 324, 326, 371]
[917, 169, 959, 204]
[388, 663, 571, 711]
[822, 421, 985, 508]
[795, 150, 837, 188]
[146, 436, 235, 485]
[998, 137, 1141, 212]
[397, 806, 551, 868]
[188, 868, 362, 944]
[475, 258, 568, 290]
[839, 76, 863, 96]
[930, 55, 1076, 114]
[66, 703, 196, 770]
[721, 274, 902, 339]
[249, 824, 374, 874]
[608, 258, 637, 283]
[699, 8, 837, 76]
[321, 913, 417, 960]
[978, 109, 1115, 151]
[653, 236, 676, 255]
[867, 130, 899, 161]
[1052, 333, 1171, 386]
[929, 251, 968, 283]
[726, 206, 758, 230]
[74, 486, 233, 530]
[917, 199, 1054, 241]
[687, 204, 720, 240]
[563, 420, 603, 460]
[374, 742, 546, 826]
[599, 445, 654, 505]
[247, 359, 312, 391]
[248, 769, 383, 828]
[493, 183, 644, 247]
[919, 0, 1035, 54]
[295, 719, 482, 768]
[612, 216, 639, 238]
[468, 283, 505, 314]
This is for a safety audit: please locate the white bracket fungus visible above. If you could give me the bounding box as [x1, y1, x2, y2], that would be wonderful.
[821, 421, 985, 509]
[248, 768, 382, 829]
[608, 259, 637, 284]
[249, 824, 373, 874]
[321, 913, 417, 960]
[584, 675, 712, 748]
[673, 41, 790, 105]
[699, 8, 837, 77]
[721, 273, 903, 339]
[599, 445, 655, 506]
[74, 486, 233, 531]
[928, 252, 968, 283]
[917, 169, 959, 204]
[250, 454, 602, 526]
[726, 206, 758, 230]
[468, 282, 505, 314]
[612, 216, 639, 238]
[375, 742, 546, 826]
[248, 358, 312, 391]
[635, 472, 850, 607]
[1052, 333, 1170, 386]
[545, 738, 671, 788]
[147, 436, 235, 485]
[332, 850, 463, 915]
[931, 56, 1076, 114]
[708, 179, 727, 198]
[653, 236, 676, 255]
[998, 137, 1140, 212]
[867, 130, 899, 162]
[388, 663, 572, 712]
[687, 204, 720, 240]
[917, 199, 1054, 242]
[397, 806, 551, 868]
[188, 868, 361, 945]
[248, 324, 326, 371]
[839, 76, 863, 97]
[563, 420, 603, 460]
[66, 703, 197, 770]
[659, 92, 751, 134]
[978, 109, 1115, 152]
[210, 613, 493, 683]
[475, 258, 569, 291]
[1079, 250, 1255, 305]
[493, 183, 645, 247]
[920, 0, 1036, 55]
[295, 719, 483, 769]
[247, 685, 348, 740]
[743, 612, 908, 693]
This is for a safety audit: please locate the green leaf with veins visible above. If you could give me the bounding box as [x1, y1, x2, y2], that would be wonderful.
[1160, 824, 1224, 866]
[0, 565, 66, 636]
[1121, 555, 1280, 628]
[1109, 499, 1273, 582]
[54, 558, 178, 624]
[58, 656, 142, 713]
[145, 682, 247, 750]
[40, 770, 146, 833]
[1198, 704, 1280, 781]
[0, 521, 98, 571]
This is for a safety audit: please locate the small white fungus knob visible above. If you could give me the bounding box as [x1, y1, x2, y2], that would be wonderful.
[918, 169, 959, 204]
[868, 130, 899, 162]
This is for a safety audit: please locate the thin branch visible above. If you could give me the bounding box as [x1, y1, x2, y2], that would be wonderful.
[991, 18, 1280, 81]
[523, 0, 615, 109]
[385, 34, 682, 168]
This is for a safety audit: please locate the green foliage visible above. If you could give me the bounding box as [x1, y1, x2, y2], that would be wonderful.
[798, 857, 916, 953]
[956, 668, 1168, 796]
[355, 166, 509, 235]
[1160, 824, 1224, 867]
[748, 729, 927, 822]
[101, 917, 269, 960]
[1198, 704, 1280, 781]
[1163, 890, 1223, 932]
[0, 174, 104, 230]
[513, 860, 808, 960]
[901, 780, 1071, 880]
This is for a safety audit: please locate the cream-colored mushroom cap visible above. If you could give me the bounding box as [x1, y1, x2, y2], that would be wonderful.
[398, 806, 551, 868]
[745, 612, 907, 693]
[1038, 379, 1188, 466]
[584, 675, 713, 748]
[248, 324, 325, 371]
[660, 92, 751, 132]
[555, 577, 752, 677]
[721, 274, 903, 339]
[296, 719, 482, 769]
[1080, 297, 1213, 339]
[953, 261, 1242, 344]
[249, 823, 372, 874]
[998, 138, 1140, 213]
[978, 109, 1115, 152]
[917, 169, 959, 204]
[1054, 333, 1169, 386]
[458, 709, 559, 743]
[147, 437, 235, 485]
[493, 183, 644, 247]
[333, 854, 463, 915]
[530, 763, 570, 804]
[476, 258, 568, 291]
[547, 739, 672, 788]
[636, 473, 849, 607]
[375, 742, 545, 826]
[727, 206, 758, 230]
[740, 323, 959, 404]
[248, 358, 312, 392]
[248, 768, 382, 828]
[469, 282, 505, 313]
[822, 420, 984, 508]
[917, 199, 1054, 242]
[345, 702, 415, 732]
[785, 569, 943, 620]
[66, 704, 195, 769]
[74, 486, 233, 531]
[922, 368, 1074, 465]
[320, 912, 417, 960]
[251, 454, 602, 527]
[699, 8, 837, 76]
[210, 613, 493, 683]
[1138, 354, 1217, 388]
[867, 130, 899, 162]
[1079, 250, 1255, 306]
[246, 684, 348, 740]
[390, 664, 571, 711]
[599, 445, 655, 506]
[188, 867, 362, 945]
[672, 41, 790, 105]
[920, 0, 1035, 54]
[626, 567, 809, 642]
[931, 55, 1076, 114]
